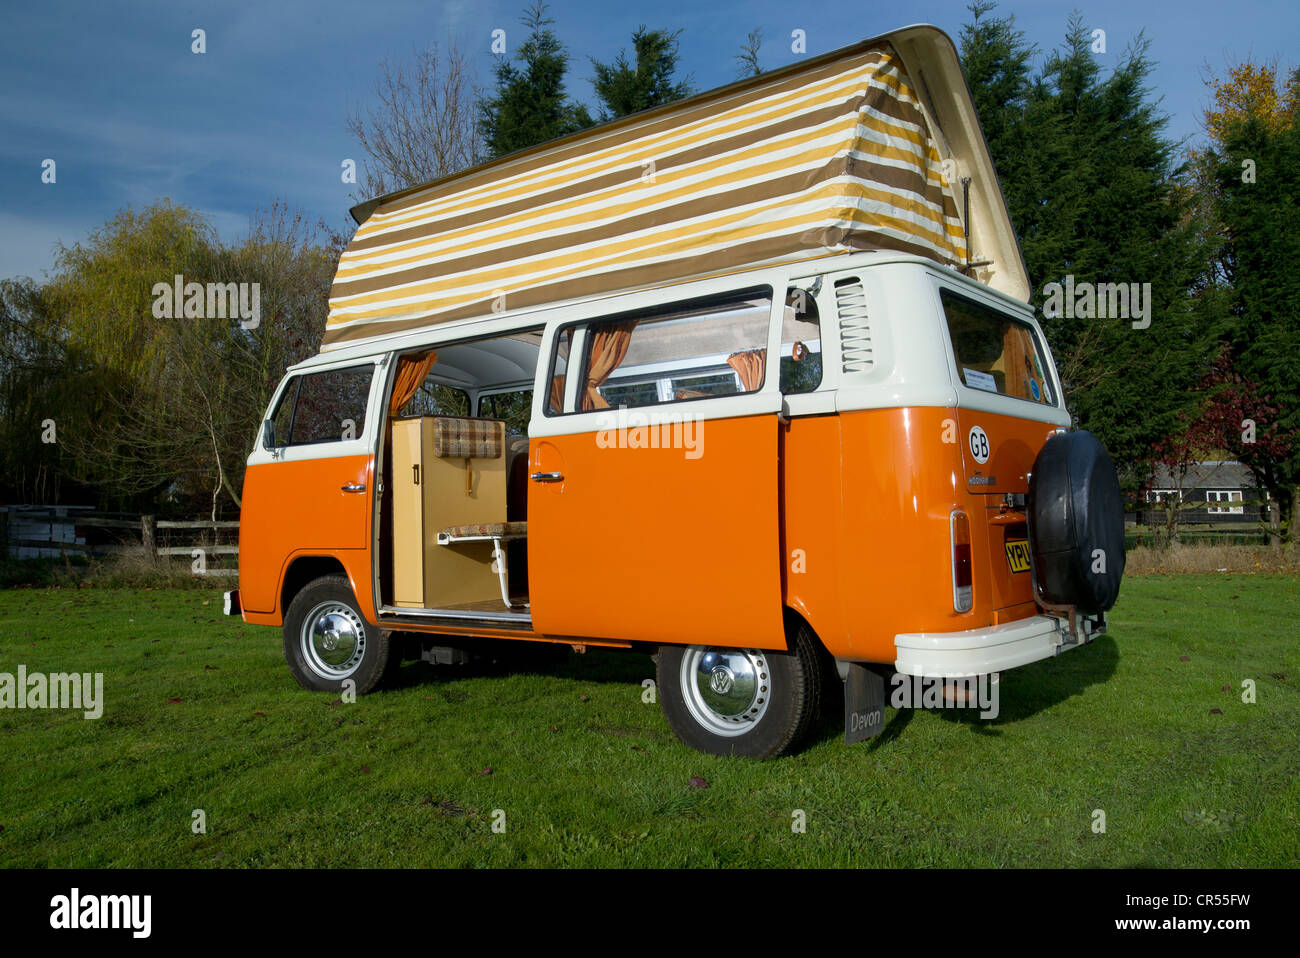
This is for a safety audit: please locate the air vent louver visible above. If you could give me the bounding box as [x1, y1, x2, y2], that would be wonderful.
[835, 278, 874, 373]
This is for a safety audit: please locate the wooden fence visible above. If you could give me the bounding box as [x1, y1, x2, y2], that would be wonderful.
[0, 506, 239, 576]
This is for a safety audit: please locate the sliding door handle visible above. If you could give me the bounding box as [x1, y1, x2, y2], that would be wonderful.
[529, 472, 564, 483]
[341, 483, 367, 493]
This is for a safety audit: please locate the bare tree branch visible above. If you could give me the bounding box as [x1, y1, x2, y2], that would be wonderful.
[346, 40, 483, 199]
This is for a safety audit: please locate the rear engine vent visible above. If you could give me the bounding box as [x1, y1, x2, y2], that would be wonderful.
[835, 278, 874, 373]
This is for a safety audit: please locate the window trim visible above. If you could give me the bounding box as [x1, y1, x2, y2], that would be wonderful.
[269, 376, 301, 450]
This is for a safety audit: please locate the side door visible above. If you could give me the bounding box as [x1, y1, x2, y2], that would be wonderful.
[526, 284, 787, 648]
[239, 360, 383, 614]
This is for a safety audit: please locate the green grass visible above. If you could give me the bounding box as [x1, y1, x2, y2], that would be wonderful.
[1, 577, 1298, 867]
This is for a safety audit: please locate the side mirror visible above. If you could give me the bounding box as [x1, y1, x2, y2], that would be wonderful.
[262, 420, 277, 450]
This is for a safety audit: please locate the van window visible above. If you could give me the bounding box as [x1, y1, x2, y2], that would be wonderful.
[780, 286, 823, 393]
[399, 382, 469, 419]
[557, 288, 772, 413]
[479, 389, 532, 435]
[941, 290, 1056, 406]
[275, 364, 374, 446]
[545, 329, 572, 415]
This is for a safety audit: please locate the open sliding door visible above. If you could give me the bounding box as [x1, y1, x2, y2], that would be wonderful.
[526, 285, 787, 649]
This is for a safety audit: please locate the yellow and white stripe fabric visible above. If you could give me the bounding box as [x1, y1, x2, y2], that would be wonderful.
[323, 42, 965, 349]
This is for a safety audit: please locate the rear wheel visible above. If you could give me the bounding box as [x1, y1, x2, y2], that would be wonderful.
[656, 622, 822, 758]
[283, 575, 396, 694]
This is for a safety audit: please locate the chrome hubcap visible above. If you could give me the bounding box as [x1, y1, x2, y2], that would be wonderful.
[680, 648, 771, 737]
[301, 601, 366, 680]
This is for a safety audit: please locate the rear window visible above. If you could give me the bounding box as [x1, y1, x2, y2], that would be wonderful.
[941, 290, 1055, 406]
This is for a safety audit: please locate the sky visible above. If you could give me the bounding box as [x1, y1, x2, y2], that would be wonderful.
[1, 0, 1296, 283]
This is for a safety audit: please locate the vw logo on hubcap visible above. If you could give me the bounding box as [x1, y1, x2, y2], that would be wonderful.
[687, 649, 769, 734]
[709, 666, 735, 695]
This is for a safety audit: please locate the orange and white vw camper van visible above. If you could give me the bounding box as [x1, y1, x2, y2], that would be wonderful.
[229, 25, 1124, 757]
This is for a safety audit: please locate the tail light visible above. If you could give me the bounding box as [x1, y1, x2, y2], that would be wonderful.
[951, 509, 972, 612]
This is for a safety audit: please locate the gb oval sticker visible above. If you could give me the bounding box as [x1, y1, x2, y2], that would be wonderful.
[968, 425, 990, 464]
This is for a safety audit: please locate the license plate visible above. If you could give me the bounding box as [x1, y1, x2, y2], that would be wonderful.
[1005, 539, 1032, 573]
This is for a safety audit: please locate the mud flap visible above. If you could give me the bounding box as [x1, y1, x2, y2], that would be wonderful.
[844, 663, 885, 744]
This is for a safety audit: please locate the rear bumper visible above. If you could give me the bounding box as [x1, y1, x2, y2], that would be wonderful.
[895, 613, 1101, 677]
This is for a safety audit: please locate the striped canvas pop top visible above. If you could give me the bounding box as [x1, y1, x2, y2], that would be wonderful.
[323, 32, 996, 351]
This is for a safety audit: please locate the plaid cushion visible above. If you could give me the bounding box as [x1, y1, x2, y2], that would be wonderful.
[439, 522, 528, 539]
[431, 417, 503, 459]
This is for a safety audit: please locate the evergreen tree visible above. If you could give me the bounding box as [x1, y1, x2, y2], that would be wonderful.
[736, 29, 763, 79]
[960, 4, 1213, 478]
[590, 27, 692, 120]
[479, 2, 594, 159]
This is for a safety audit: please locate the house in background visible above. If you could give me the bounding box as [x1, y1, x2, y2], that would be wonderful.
[1142, 460, 1266, 526]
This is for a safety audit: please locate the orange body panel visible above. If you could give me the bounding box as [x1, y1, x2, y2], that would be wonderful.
[835, 407, 969, 660]
[239, 408, 1053, 663]
[239, 454, 373, 617]
[780, 406, 1050, 663]
[526, 414, 786, 648]
[778, 414, 849, 654]
[239, 544, 374, 626]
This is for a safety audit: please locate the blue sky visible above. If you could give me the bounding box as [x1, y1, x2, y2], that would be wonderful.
[1, 0, 1295, 282]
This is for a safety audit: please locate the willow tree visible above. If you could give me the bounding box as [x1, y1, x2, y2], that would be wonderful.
[38, 201, 339, 515]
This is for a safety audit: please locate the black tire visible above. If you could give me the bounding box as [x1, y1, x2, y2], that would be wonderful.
[381, 633, 408, 683]
[282, 575, 396, 694]
[656, 621, 822, 758]
[1027, 430, 1125, 614]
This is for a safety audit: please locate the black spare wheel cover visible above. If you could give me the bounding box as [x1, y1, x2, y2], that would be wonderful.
[1027, 430, 1125, 614]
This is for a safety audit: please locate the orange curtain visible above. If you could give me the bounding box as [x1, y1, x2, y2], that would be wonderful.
[1000, 327, 1035, 400]
[582, 321, 636, 410]
[548, 375, 566, 414]
[389, 350, 437, 414]
[727, 348, 766, 392]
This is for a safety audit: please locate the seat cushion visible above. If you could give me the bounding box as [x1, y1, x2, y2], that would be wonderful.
[439, 521, 528, 539]
[431, 417, 504, 459]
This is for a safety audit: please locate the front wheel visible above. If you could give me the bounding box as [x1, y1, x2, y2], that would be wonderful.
[283, 575, 398, 693]
[656, 622, 822, 758]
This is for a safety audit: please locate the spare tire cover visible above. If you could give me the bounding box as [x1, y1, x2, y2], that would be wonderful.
[1027, 430, 1125, 614]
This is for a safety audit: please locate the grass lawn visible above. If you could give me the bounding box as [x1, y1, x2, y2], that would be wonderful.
[1, 575, 1297, 868]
